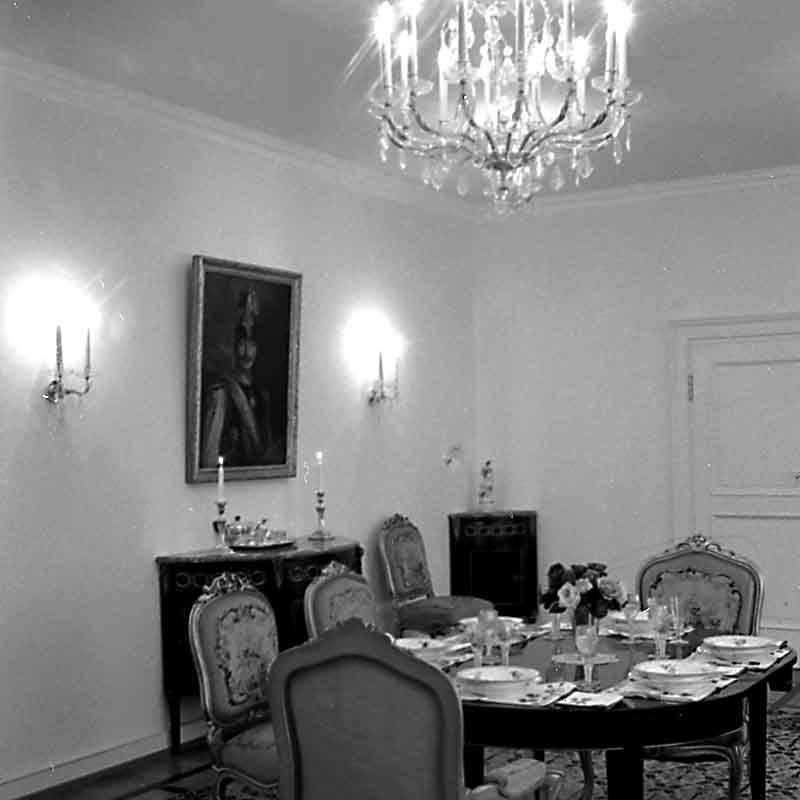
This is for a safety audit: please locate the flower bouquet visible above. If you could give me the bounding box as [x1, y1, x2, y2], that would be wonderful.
[540, 562, 625, 626]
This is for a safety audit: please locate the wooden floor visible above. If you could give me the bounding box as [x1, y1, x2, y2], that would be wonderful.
[20, 671, 800, 800]
[20, 739, 209, 800]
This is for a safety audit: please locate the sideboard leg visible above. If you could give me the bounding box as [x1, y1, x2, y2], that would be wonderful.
[167, 691, 181, 753]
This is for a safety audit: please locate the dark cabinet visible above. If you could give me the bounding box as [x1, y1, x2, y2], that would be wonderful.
[156, 537, 363, 751]
[448, 510, 538, 621]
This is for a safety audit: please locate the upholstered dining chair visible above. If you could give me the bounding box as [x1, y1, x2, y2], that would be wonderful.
[303, 560, 378, 638]
[377, 513, 494, 636]
[269, 617, 564, 800]
[636, 533, 766, 800]
[188, 572, 280, 800]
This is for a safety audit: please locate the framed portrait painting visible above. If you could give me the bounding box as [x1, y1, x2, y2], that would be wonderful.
[186, 255, 302, 483]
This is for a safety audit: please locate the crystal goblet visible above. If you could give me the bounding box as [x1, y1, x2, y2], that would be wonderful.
[574, 623, 600, 690]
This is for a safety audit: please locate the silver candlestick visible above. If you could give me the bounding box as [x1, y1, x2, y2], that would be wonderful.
[309, 490, 333, 541]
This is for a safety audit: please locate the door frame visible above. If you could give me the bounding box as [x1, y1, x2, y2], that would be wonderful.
[670, 312, 800, 542]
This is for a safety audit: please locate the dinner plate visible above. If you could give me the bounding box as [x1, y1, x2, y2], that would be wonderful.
[702, 635, 775, 661]
[631, 659, 720, 689]
[393, 637, 450, 658]
[456, 665, 542, 699]
[458, 615, 524, 631]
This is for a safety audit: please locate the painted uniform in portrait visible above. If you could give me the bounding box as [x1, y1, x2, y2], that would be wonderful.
[200, 287, 282, 467]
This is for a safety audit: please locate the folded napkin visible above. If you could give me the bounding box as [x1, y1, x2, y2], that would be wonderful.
[557, 690, 624, 708]
[459, 681, 576, 707]
[484, 758, 548, 800]
[614, 675, 737, 703]
[693, 644, 791, 671]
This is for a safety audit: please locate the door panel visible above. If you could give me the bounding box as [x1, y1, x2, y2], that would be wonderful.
[673, 318, 800, 652]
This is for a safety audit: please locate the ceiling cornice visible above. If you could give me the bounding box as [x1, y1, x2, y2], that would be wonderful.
[2, 46, 799, 224]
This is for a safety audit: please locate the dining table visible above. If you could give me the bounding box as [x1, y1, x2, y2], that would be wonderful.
[454, 625, 796, 800]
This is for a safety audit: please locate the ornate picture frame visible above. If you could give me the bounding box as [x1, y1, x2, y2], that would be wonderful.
[186, 255, 301, 483]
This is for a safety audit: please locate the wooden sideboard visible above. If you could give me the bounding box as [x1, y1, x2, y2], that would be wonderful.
[156, 537, 363, 751]
[448, 510, 538, 621]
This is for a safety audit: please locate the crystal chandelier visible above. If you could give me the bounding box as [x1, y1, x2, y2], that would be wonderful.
[369, 1, 641, 214]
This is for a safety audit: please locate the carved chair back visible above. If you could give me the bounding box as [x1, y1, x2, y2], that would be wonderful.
[269, 618, 465, 800]
[377, 514, 435, 607]
[636, 534, 764, 635]
[188, 572, 279, 730]
[303, 561, 378, 639]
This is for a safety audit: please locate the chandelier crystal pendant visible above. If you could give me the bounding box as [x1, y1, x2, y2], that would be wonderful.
[369, 0, 641, 214]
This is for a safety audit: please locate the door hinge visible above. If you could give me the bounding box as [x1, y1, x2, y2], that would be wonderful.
[687, 373, 694, 402]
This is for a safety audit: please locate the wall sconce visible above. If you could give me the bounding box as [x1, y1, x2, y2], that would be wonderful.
[367, 350, 399, 405]
[43, 324, 92, 403]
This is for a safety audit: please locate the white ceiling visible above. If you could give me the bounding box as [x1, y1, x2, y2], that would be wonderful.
[1, 0, 799, 198]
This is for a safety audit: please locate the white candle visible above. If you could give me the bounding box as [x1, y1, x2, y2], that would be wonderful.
[438, 48, 448, 121]
[217, 456, 225, 502]
[399, 30, 409, 89]
[604, 20, 615, 85]
[409, 10, 419, 82]
[562, 0, 572, 59]
[617, 26, 628, 87]
[457, 1, 467, 68]
[516, 0, 525, 76]
[55, 324, 64, 380]
[315, 450, 324, 492]
[84, 328, 91, 380]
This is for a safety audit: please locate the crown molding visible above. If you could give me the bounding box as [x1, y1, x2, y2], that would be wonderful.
[1, 46, 798, 224]
[0, 47, 482, 222]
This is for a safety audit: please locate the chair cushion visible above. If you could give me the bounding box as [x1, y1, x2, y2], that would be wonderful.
[650, 569, 742, 633]
[219, 721, 280, 784]
[398, 596, 494, 635]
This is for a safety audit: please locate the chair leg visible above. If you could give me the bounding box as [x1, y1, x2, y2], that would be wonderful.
[215, 775, 232, 800]
[578, 751, 594, 800]
[727, 744, 744, 800]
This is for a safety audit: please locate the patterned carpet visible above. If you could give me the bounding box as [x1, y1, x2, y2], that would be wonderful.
[147, 710, 800, 800]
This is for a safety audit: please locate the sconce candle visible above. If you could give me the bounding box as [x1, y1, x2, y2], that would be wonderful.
[315, 450, 324, 492]
[217, 456, 225, 503]
[84, 328, 91, 380]
[55, 324, 64, 380]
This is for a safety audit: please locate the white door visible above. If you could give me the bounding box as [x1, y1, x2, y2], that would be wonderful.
[672, 315, 800, 652]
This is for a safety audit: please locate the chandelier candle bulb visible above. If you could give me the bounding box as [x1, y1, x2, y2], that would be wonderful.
[563, 0, 573, 57]
[457, 1, 467, 68]
[376, 2, 394, 92]
[408, 6, 419, 82]
[398, 29, 409, 89]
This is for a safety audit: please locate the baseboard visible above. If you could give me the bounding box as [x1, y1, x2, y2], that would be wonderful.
[0, 720, 206, 800]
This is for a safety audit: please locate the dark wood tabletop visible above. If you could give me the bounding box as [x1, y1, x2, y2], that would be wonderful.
[458, 627, 796, 800]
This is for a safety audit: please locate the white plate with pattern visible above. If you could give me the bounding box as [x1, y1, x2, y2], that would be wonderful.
[702, 635, 775, 661]
[631, 659, 720, 691]
[456, 665, 542, 699]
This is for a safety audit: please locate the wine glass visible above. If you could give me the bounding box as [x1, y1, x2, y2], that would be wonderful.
[574, 623, 600, 690]
[649, 603, 670, 659]
[622, 593, 640, 643]
[497, 620, 514, 666]
[668, 595, 689, 644]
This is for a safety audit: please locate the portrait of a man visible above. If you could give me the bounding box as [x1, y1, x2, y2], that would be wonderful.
[186, 256, 301, 482]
